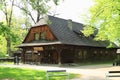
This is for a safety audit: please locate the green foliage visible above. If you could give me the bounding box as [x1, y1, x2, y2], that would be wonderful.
[27, 0, 49, 13]
[0, 0, 61, 56]
[53, 0, 60, 5]
[0, 35, 6, 57]
[81, 25, 95, 37]
[0, 22, 10, 36]
[0, 17, 27, 53]
[0, 23, 7, 56]
[10, 17, 27, 50]
[0, 18, 27, 55]
[0, 0, 15, 56]
[82, 0, 120, 46]
[0, 0, 60, 56]
[0, 54, 6, 57]
[15, 0, 60, 23]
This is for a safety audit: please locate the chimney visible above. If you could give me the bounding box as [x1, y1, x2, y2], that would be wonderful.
[68, 19, 73, 30]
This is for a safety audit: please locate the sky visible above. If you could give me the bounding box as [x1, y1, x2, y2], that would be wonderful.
[0, 0, 94, 23]
[49, 0, 94, 23]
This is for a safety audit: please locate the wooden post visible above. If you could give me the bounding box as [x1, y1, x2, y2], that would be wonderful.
[55, 45, 63, 66]
[22, 49, 26, 64]
[31, 51, 34, 64]
[58, 51, 61, 65]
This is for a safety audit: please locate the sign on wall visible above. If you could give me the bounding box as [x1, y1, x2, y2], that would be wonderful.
[34, 47, 43, 51]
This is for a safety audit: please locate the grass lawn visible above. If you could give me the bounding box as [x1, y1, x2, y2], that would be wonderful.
[0, 66, 79, 80]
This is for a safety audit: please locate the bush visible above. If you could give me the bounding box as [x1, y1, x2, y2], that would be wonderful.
[0, 52, 6, 58]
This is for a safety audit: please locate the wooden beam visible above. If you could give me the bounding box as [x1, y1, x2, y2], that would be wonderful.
[22, 49, 26, 64]
[54, 45, 63, 65]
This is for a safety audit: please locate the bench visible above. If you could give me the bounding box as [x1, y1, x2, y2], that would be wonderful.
[106, 71, 120, 80]
[46, 70, 69, 80]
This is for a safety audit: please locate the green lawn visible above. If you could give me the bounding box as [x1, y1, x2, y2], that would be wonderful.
[0, 66, 79, 80]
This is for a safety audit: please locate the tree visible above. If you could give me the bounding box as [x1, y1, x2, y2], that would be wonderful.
[14, 0, 60, 24]
[0, 16, 27, 57]
[0, 0, 61, 56]
[82, 0, 120, 46]
[0, 22, 8, 57]
[0, 0, 15, 56]
[9, 16, 28, 51]
[0, 0, 27, 56]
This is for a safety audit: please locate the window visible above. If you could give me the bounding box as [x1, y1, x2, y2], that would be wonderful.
[40, 32, 46, 40]
[35, 33, 40, 40]
[34, 32, 46, 41]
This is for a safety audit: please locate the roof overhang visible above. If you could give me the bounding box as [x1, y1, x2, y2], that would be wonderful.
[17, 41, 62, 48]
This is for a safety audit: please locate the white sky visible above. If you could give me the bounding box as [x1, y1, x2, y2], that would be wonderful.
[49, 0, 94, 23]
[0, 0, 94, 23]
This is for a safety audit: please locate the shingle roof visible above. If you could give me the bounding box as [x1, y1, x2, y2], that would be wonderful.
[48, 16, 111, 47]
[18, 15, 117, 48]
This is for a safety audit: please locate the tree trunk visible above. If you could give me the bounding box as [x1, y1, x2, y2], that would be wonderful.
[6, 36, 11, 56]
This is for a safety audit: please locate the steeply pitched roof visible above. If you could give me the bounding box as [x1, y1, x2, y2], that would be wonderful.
[19, 15, 117, 48]
[47, 16, 111, 47]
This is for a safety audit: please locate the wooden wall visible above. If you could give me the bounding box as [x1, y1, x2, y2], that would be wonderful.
[61, 49, 75, 63]
[20, 45, 117, 64]
[74, 47, 117, 63]
[24, 25, 57, 43]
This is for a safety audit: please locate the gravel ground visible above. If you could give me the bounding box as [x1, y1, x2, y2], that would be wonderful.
[0, 63, 120, 80]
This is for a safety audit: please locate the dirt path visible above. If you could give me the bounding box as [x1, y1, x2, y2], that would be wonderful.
[0, 63, 120, 80]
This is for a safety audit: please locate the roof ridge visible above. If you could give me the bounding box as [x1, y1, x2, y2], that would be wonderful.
[48, 15, 84, 25]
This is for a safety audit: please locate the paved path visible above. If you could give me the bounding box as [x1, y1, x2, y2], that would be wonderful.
[0, 63, 120, 80]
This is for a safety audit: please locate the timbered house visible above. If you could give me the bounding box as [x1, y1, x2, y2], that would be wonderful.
[18, 16, 118, 64]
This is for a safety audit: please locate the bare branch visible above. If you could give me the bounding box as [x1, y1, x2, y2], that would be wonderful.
[4, 2, 9, 25]
[14, 4, 36, 24]
[36, 9, 40, 22]
[8, 0, 14, 27]
[28, 12, 36, 24]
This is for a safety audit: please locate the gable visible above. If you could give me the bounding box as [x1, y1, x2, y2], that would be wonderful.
[23, 25, 57, 43]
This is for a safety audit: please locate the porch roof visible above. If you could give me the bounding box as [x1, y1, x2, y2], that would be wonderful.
[18, 41, 61, 48]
